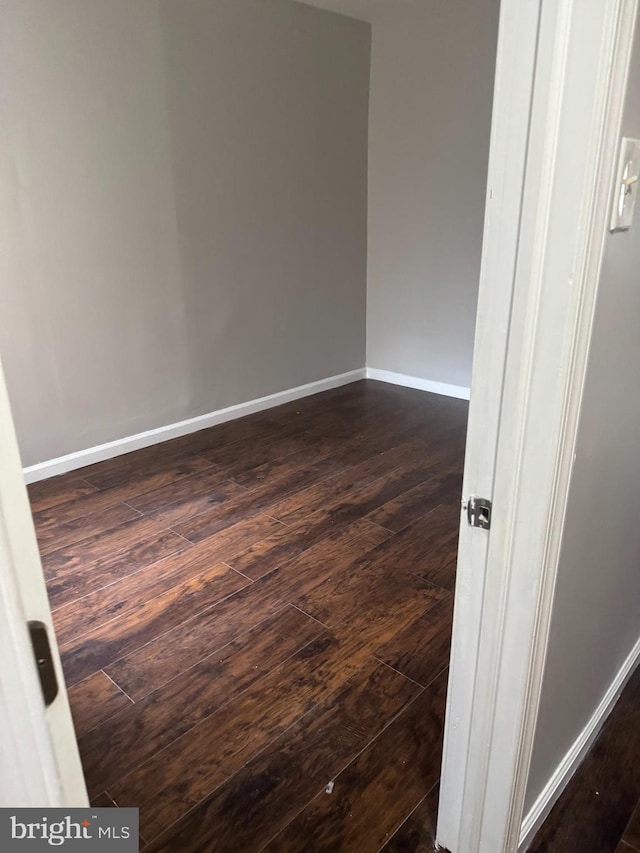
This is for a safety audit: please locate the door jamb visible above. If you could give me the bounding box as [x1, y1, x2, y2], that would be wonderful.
[437, 0, 638, 850]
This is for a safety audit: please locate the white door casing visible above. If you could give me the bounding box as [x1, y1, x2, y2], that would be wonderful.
[438, 0, 638, 851]
[0, 352, 87, 807]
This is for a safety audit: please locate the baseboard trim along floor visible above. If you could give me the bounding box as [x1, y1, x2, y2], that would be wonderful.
[23, 368, 366, 484]
[366, 368, 471, 402]
[519, 634, 640, 850]
[23, 367, 471, 484]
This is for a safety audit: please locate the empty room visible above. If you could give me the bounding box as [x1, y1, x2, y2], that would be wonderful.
[4, 0, 640, 850]
[0, 0, 499, 849]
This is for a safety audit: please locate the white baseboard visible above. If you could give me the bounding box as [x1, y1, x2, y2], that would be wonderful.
[23, 365, 469, 484]
[519, 635, 640, 850]
[366, 367, 471, 401]
[22, 368, 366, 484]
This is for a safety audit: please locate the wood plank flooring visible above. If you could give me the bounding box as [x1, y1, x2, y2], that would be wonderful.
[29, 380, 468, 851]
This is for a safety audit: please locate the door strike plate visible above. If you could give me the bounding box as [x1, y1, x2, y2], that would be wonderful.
[466, 496, 492, 530]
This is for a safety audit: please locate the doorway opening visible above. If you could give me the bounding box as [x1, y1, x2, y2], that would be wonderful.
[3, 0, 498, 849]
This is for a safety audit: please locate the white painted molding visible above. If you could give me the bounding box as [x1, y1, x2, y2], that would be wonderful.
[519, 636, 640, 851]
[0, 350, 88, 805]
[23, 368, 366, 484]
[437, 0, 545, 845]
[511, 1, 639, 848]
[23, 365, 468, 484]
[365, 367, 471, 401]
[439, 1, 639, 850]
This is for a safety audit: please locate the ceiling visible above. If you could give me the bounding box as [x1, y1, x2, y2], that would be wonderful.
[294, 0, 420, 23]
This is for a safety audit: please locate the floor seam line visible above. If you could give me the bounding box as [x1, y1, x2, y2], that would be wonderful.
[101, 669, 135, 705]
[373, 657, 426, 689]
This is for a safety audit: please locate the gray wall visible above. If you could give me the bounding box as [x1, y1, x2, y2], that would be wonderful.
[525, 16, 640, 812]
[366, 0, 499, 389]
[0, 0, 370, 467]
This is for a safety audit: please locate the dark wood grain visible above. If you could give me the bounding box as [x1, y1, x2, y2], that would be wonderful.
[199, 418, 307, 469]
[145, 660, 421, 850]
[289, 459, 447, 532]
[264, 670, 448, 853]
[104, 519, 391, 699]
[80, 606, 323, 798]
[51, 514, 280, 644]
[379, 785, 441, 853]
[87, 761, 144, 844]
[43, 523, 191, 608]
[262, 381, 392, 426]
[294, 543, 448, 635]
[91, 792, 118, 808]
[222, 522, 316, 581]
[225, 462, 449, 581]
[158, 411, 288, 459]
[367, 472, 462, 533]
[34, 502, 142, 555]
[361, 504, 461, 592]
[147, 479, 250, 529]
[42, 514, 185, 581]
[32, 457, 220, 528]
[376, 595, 454, 687]
[133, 480, 249, 530]
[28, 476, 98, 513]
[169, 447, 357, 544]
[111, 632, 349, 836]
[78, 446, 214, 492]
[530, 665, 640, 853]
[622, 802, 640, 850]
[113, 629, 423, 839]
[267, 440, 442, 525]
[60, 562, 250, 686]
[34, 380, 467, 852]
[119, 466, 234, 515]
[67, 671, 132, 739]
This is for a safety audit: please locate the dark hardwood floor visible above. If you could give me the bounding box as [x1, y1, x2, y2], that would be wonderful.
[29, 380, 468, 852]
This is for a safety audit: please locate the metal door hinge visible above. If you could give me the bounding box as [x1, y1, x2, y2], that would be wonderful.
[465, 496, 492, 530]
[28, 621, 59, 707]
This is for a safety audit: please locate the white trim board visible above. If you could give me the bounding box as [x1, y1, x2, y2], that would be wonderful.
[22, 368, 366, 484]
[438, 0, 639, 850]
[365, 367, 471, 400]
[23, 365, 469, 485]
[519, 636, 640, 851]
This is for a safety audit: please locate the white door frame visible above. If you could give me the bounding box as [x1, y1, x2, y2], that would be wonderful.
[438, 0, 638, 851]
[0, 353, 88, 807]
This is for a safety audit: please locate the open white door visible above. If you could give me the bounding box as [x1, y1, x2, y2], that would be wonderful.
[439, 0, 638, 850]
[0, 353, 87, 807]
[436, 0, 543, 846]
